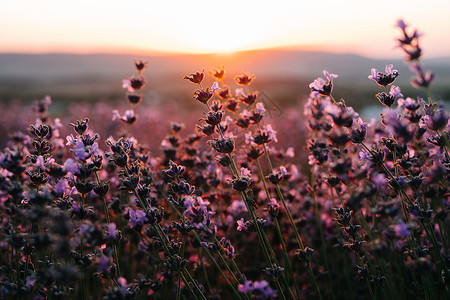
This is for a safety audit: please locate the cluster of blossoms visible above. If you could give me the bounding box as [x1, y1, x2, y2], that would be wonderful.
[304, 38, 449, 299]
[395, 19, 434, 89]
[0, 19, 448, 300]
[114, 60, 148, 126]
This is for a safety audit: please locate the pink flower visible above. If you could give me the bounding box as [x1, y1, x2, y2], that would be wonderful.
[389, 85, 403, 99]
[211, 82, 220, 93]
[255, 102, 266, 114]
[236, 218, 247, 231]
[285, 147, 295, 158]
[240, 167, 251, 177]
[265, 124, 278, 142]
[235, 88, 245, 97]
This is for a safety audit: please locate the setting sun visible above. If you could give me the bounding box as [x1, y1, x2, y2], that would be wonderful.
[1, 0, 450, 57]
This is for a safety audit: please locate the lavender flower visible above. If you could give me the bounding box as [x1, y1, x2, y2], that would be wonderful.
[309, 70, 338, 97]
[129, 209, 148, 228]
[368, 64, 399, 87]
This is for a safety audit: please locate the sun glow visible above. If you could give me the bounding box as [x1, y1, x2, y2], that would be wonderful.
[1, 0, 450, 58]
[178, 25, 268, 54]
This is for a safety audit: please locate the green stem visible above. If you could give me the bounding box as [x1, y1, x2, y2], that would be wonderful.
[274, 218, 300, 299]
[95, 171, 121, 278]
[256, 158, 299, 298]
[176, 234, 186, 300]
[259, 141, 322, 300]
[205, 248, 248, 300]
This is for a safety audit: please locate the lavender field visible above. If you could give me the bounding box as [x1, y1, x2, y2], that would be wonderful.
[0, 20, 449, 300]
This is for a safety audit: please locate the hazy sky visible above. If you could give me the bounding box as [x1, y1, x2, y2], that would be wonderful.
[1, 0, 449, 58]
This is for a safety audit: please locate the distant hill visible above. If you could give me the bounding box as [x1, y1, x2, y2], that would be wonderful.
[0, 50, 449, 105]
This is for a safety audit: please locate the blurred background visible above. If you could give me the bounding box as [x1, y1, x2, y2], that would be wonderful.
[1, 0, 449, 144]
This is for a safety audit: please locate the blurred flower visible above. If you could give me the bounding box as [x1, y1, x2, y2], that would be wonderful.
[409, 64, 434, 88]
[234, 72, 255, 86]
[238, 279, 276, 298]
[211, 81, 220, 93]
[184, 69, 205, 84]
[193, 88, 214, 104]
[210, 66, 225, 81]
[122, 76, 145, 92]
[127, 94, 143, 105]
[217, 86, 232, 99]
[129, 209, 148, 228]
[113, 109, 136, 125]
[424, 108, 448, 132]
[239, 92, 258, 106]
[64, 158, 80, 174]
[236, 218, 247, 231]
[393, 223, 411, 239]
[395, 19, 421, 46]
[135, 60, 148, 74]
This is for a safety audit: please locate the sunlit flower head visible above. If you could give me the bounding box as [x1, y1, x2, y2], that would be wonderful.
[210, 66, 225, 81]
[184, 69, 205, 84]
[134, 60, 148, 74]
[368, 64, 398, 87]
[309, 70, 338, 97]
[234, 72, 255, 86]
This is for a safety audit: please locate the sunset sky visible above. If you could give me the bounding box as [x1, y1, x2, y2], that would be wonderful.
[1, 0, 449, 58]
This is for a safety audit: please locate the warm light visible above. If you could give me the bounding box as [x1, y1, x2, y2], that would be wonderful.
[0, 1, 450, 58]
[177, 24, 267, 54]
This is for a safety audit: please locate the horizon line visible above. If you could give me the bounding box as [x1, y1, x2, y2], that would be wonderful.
[1, 45, 448, 60]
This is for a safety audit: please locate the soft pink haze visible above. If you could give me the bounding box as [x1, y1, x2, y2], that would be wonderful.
[1, 0, 449, 58]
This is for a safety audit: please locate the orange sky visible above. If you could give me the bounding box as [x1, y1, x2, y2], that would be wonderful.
[1, 0, 449, 58]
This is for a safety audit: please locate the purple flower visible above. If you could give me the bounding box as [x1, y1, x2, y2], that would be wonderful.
[240, 167, 251, 178]
[129, 209, 148, 228]
[98, 255, 111, 272]
[25, 276, 36, 288]
[309, 70, 338, 97]
[426, 108, 448, 131]
[372, 173, 387, 188]
[107, 223, 119, 240]
[54, 178, 70, 194]
[255, 102, 266, 114]
[285, 147, 295, 158]
[183, 195, 196, 209]
[123, 77, 145, 92]
[64, 158, 79, 174]
[211, 81, 220, 93]
[74, 140, 90, 160]
[398, 97, 421, 111]
[393, 223, 411, 239]
[376, 85, 402, 107]
[410, 64, 434, 88]
[396, 19, 407, 31]
[238, 279, 276, 298]
[265, 125, 278, 143]
[236, 218, 247, 231]
[396, 19, 421, 46]
[113, 110, 136, 125]
[368, 65, 399, 86]
[279, 166, 288, 177]
[389, 85, 403, 99]
[238, 280, 253, 293]
[228, 200, 247, 216]
[382, 110, 416, 143]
